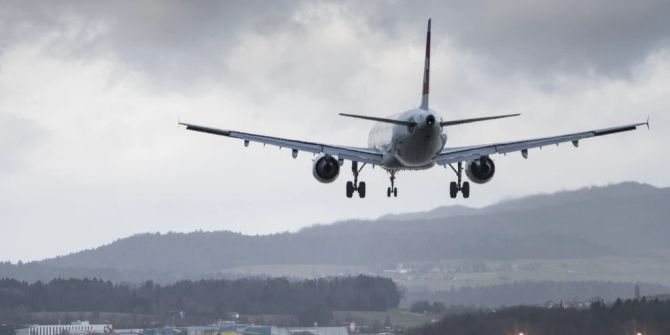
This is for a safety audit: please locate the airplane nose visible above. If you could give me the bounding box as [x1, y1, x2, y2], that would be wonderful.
[426, 114, 435, 125]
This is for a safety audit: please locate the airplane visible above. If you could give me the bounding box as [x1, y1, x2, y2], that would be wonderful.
[180, 19, 648, 199]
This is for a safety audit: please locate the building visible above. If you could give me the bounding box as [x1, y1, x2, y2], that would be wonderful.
[184, 324, 345, 335]
[112, 329, 143, 335]
[16, 321, 112, 335]
[271, 327, 348, 335]
[183, 324, 270, 335]
[142, 328, 180, 335]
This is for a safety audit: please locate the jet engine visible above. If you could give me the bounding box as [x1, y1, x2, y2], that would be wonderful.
[312, 154, 340, 183]
[465, 156, 495, 184]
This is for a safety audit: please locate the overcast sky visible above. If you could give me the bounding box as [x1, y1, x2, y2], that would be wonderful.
[1, 0, 668, 262]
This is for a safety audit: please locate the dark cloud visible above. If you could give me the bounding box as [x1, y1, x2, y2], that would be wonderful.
[4, 0, 669, 83]
[1, 0, 303, 86]
[365, 0, 670, 78]
[0, 2, 58, 51]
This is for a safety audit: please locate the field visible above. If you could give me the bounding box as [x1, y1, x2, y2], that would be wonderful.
[220, 253, 670, 293]
[390, 256, 670, 291]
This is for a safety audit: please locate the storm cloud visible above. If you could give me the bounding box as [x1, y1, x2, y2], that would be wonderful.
[4, 0, 670, 82]
[368, 0, 670, 78]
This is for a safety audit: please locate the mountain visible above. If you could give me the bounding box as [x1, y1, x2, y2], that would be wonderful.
[379, 181, 662, 220]
[2, 182, 669, 283]
[378, 204, 479, 221]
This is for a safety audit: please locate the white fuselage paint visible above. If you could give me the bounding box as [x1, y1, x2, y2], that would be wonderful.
[368, 108, 447, 170]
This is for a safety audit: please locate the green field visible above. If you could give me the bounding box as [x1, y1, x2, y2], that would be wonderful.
[221, 253, 670, 293]
[389, 256, 670, 291]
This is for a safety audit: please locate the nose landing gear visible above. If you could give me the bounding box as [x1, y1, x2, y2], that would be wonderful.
[346, 161, 366, 198]
[448, 162, 470, 198]
[387, 170, 398, 197]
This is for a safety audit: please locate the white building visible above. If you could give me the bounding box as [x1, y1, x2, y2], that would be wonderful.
[16, 321, 112, 335]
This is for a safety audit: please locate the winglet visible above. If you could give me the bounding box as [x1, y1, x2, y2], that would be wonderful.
[646, 116, 650, 130]
[420, 18, 431, 110]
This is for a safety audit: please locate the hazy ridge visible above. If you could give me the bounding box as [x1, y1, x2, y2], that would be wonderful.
[2, 182, 669, 284]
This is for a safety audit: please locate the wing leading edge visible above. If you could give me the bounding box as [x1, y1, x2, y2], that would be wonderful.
[435, 121, 649, 165]
[179, 122, 383, 164]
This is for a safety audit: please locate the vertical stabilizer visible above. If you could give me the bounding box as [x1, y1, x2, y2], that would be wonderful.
[420, 18, 431, 110]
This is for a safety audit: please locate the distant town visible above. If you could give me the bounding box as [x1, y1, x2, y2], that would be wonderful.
[8, 294, 670, 335]
[14, 320, 350, 335]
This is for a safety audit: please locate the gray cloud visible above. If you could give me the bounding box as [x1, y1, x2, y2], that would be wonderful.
[1, 0, 303, 87]
[366, 0, 670, 78]
[4, 0, 670, 83]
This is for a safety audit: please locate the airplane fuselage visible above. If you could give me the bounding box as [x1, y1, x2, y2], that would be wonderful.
[368, 108, 447, 170]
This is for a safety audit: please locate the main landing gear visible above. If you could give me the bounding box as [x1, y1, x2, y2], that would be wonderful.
[346, 161, 366, 198]
[387, 170, 398, 198]
[448, 162, 470, 199]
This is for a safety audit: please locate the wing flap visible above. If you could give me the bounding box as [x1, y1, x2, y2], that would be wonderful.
[180, 122, 383, 164]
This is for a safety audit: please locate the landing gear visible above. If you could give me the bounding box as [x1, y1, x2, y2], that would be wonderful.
[386, 170, 398, 198]
[346, 161, 366, 198]
[448, 162, 470, 199]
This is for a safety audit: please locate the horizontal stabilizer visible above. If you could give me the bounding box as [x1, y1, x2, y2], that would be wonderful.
[441, 113, 520, 127]
[339, 113, 417, 126]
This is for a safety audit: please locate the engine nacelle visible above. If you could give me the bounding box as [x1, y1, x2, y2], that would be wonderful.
[465, 156, 495, 184]
[312, 154, 340, 183]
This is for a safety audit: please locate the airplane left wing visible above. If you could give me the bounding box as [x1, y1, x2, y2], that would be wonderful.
[435, 121, 648, 165]
[180, 122, 384, 164]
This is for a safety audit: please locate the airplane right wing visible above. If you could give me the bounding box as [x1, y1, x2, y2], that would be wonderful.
[435, 120, 649, 165]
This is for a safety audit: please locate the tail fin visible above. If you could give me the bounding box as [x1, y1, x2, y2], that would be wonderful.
[420, 18, 431, 110]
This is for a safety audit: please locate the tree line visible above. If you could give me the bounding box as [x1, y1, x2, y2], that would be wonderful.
[410, 297, 670, 335]
[0, 275, 400, 326]
[410, 280, 669, 307]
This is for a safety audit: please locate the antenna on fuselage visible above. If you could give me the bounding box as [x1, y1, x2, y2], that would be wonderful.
[420, 18, 431, 110]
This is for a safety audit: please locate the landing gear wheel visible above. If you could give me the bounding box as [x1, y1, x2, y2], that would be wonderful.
[448, 162, 473, 199]
[393, 187, 398, 197]
[449, 182, 458, 199]
[347, 161, 367, 199]
[346, 181, 354, 198]
[387, 187, 391, 198]
[358, 182, 366, 198]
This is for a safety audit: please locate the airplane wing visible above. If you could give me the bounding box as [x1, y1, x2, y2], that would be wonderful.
[180, 122, 384, 164]
[435, 121, 649, 165]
